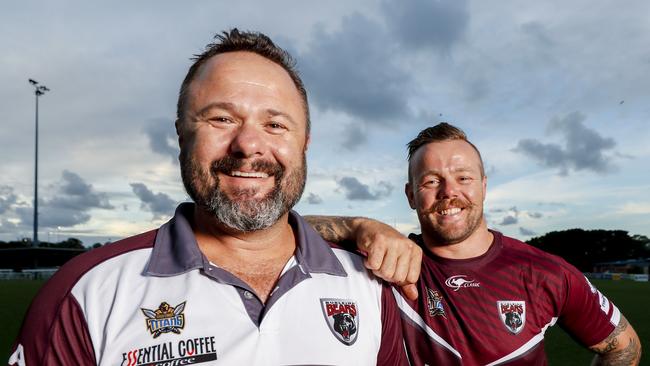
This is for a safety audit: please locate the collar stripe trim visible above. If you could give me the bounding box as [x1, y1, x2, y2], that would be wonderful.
[391, 287, 461, 359]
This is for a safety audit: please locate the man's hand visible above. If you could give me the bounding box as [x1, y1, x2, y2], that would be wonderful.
[304, 215, 422, 300]
[590, 315, 641, 365]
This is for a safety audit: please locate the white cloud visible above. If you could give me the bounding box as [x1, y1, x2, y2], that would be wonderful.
[615, 203, 650, 215]
[2, 0, 649, 244]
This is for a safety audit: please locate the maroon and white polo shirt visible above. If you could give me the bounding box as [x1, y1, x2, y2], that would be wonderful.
[9, 203, 407, 366]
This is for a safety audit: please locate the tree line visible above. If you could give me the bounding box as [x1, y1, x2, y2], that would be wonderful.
[1, 229, 649, 272]
[0, 238, 103, 250]
[526, 229, 650, 272]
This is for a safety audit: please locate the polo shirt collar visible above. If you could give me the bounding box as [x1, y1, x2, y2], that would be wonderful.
[144, 202, 346, 277]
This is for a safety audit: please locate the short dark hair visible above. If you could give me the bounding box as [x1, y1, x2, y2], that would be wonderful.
[176, 29, 310, 132]
[407, 122, 485, 180]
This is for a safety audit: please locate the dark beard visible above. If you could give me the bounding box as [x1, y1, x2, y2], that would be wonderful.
[180, 149, 306, 232]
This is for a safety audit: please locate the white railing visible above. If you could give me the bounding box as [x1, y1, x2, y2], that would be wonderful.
[585, 272, 649, 282]
[0, 268, 58, 280]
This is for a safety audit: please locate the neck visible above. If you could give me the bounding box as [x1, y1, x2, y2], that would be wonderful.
[192, 206, 297, 303]
[423, 220, 493, 260]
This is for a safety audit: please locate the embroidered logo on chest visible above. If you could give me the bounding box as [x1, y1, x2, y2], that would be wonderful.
[141, 301, 186, 338]
[445, 274, 480, 291]
[497, 301, 526, 334]
[320, 298, 359, 346]
[425, 288, 447, 318]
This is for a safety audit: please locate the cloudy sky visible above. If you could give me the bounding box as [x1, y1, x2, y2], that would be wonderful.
[2, 1, 649, 245]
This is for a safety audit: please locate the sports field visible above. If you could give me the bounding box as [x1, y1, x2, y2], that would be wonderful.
[1, 279, 648, 364]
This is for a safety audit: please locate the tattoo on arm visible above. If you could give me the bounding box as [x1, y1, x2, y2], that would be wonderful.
[590, 316, 641, 365]
[303, 216, 357, 243]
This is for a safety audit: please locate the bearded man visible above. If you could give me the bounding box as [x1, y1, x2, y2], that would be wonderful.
[9, 29, 408, 366]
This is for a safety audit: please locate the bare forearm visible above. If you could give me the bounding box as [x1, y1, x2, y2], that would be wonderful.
[591, 340, 641, 365]
[590, 316, 641, 365]
[303, 215, 360, 243]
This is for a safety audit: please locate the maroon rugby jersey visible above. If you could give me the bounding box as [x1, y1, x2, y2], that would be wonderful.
[395, 230, 618, 366]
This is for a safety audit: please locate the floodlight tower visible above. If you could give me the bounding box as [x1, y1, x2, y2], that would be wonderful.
[28, 79, 50, 247]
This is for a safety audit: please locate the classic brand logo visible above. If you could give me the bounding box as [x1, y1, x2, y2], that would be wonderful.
[320, 298, 359, 346]
[141, 301, 186, 338]
[426, 288, 446, 318]
[497, 301, 526, 334]
[445, 275, 480, 291]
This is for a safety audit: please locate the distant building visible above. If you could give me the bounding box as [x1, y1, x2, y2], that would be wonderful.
[593, 258, 650, 274]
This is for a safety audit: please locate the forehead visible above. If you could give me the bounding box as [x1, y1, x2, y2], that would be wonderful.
[410, 140, 482, 175]
[187, 51, 306, 124]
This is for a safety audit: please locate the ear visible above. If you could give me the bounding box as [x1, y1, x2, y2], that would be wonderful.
[175, 119, 184, 146]
[405, 182, 416, 209]
[304, 134, 311, 151]
[481, 175, 487, 200]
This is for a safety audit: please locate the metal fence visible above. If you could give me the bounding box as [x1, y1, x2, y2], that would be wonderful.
[0, 269, 58, 280]
[585, 272, 649, 282]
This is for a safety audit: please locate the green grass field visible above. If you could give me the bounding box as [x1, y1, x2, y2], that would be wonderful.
[1, 279, 648, 364]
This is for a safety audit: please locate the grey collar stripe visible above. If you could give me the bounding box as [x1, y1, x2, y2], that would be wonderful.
[145, 203, 347, 278]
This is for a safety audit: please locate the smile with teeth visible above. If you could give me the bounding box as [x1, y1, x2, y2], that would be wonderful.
[229, 171, 270, 178]
[439, 207, 462, 216]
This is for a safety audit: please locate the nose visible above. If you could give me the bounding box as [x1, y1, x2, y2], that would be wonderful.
[437, 179, 459, 199]
[229, 122, 265, 159]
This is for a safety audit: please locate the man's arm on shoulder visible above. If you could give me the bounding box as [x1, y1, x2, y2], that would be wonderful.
[304, 215, 422, 300]
[589, 315, 641, 366]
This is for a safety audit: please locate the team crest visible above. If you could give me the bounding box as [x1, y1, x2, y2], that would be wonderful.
[497, 301, 525, 334]
[426, 288, 446, 318]
[320, 298, 359, 346]
[141, 301, 186, 338]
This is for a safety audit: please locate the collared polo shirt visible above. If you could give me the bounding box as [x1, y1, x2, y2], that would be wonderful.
[9, 203, 407, 366]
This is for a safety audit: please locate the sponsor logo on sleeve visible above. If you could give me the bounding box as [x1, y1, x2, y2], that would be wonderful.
[120, 336, 217, 366]
[584, 276, 598, 294]
[141, 301, 186, 338]
[426, 288, 446, 318]
[445, 275, 480, 291]
[585, 276, 612, 314]
[497, 301, 526, 334]
[320, 298, 359, 346]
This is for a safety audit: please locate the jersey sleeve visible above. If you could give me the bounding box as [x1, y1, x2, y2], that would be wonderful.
[376, 283, 409, 366]
[557, 264, 619, 347]
[8, 279, 96, 366]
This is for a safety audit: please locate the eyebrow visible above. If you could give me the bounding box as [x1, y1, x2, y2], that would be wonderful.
[266, 108, 297, 126]
[452, 166, 477, 173]
[418, 166, 478, 178]
[194, 102, 237, 119]
[194, 103, 297, 126]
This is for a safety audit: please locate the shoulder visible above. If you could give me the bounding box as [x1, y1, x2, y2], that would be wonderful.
[29, 230, 157, 315]
[327, 242, 370, 272]
[54, 230, 156, 289]
[12, 230, 158, 364]
[498, 231, 578, 275]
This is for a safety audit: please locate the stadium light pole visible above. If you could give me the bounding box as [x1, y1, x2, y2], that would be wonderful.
[28, 79, 50, 247]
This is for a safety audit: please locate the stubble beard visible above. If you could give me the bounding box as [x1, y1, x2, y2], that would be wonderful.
[421, 198, 484, 246]
[180, 149, 306, 232]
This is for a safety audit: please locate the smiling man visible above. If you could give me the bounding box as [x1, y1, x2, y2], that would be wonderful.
[8, 30, 407, 366]
[308, 123, 641, 365]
